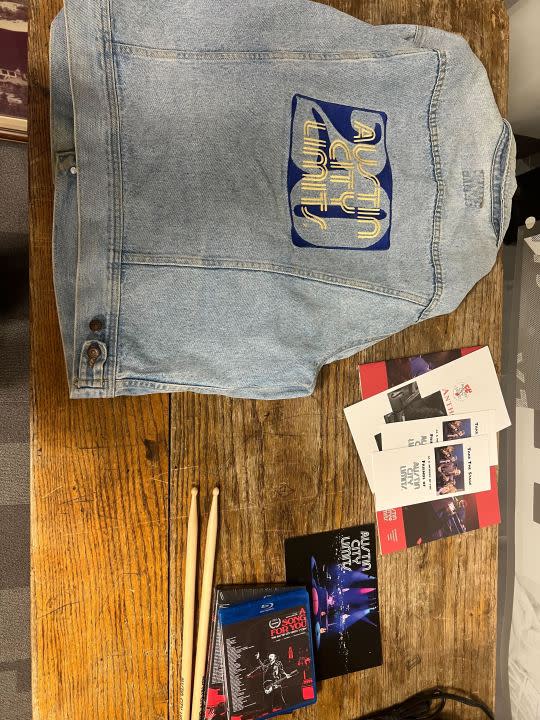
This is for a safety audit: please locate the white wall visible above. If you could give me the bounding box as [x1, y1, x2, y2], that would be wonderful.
[508, 0, 540, 138]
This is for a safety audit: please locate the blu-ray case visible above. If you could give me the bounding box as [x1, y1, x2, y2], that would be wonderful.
[202, 585, 286, 720]
[219, 589, 316, 720]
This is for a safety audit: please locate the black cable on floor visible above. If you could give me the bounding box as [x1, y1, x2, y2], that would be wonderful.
[357, 687, 495, 720]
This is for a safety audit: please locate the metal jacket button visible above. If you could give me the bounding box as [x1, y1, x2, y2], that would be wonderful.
[87, 343, 102, 368]
[89, 318, 103, 332]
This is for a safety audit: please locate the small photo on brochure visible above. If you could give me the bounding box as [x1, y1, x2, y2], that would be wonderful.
[435, 445, 465, 495]
[383, 350, 463, 388]
[442, 418, 472, 441]
[402, 493, 480, 544]
[384, 381, 447, 423]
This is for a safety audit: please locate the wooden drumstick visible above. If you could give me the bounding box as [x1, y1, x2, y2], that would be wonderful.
[191, 487, 220, 720]
[180, 487, 199, 720]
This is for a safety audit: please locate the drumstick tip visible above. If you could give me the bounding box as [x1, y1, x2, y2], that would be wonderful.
[191, 486, 198, 497]
[212, 487, 220, 497]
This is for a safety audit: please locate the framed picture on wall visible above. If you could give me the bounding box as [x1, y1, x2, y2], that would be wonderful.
[0, 1, 28, 142]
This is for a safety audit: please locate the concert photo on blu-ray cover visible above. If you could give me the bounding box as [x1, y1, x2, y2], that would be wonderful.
[285, 525, 382, 680]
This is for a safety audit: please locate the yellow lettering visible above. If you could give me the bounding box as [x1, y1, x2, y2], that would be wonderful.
[302, 161, 328, 182]
[330, 167, 355, 188]
[357, 217, 382, 238]
[353, 121, 376, 143]
[353, 147, 381, 208]
[356, 207, 380, 216]
[301, 206, 328, 230]
[304, 120, 326, 139]
[329, 140, 354, 188]
[353, 146, 379, 166]
[304, 136, 326, 150]
[357, 190, 381, 208]
[330, 191, 356, 214]
[303, 147, 328, 165]
[301, 189, 328, 212]
[329, 140, 352, 163]
[297, 118, 387, 243]
[301, 178, 325, 191]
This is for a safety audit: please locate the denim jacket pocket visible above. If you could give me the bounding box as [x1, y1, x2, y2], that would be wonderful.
[491, 119, 517, 246]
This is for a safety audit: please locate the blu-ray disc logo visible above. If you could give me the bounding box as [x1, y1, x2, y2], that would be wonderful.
[453, 382, 472, 401]
[269, 617, 282, 630]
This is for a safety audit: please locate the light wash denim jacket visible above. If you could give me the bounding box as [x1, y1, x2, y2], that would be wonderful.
[50, 0, 516, 399]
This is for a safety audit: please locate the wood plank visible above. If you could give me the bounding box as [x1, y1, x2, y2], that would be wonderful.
[169, 2, 508, 719]
[28, 3, 171, 718]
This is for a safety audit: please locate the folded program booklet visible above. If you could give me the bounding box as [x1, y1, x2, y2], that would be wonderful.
[371, 436, 492, 511]
[351, 347, 503, 553]
[344, 346, 510, 490]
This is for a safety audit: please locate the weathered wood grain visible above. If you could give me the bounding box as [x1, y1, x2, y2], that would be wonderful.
[28, 2, 170, 719]
[169, 2, 508, 719]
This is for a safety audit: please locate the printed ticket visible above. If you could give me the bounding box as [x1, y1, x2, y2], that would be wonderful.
[371, 436, 491, 511]
[378, 410, 498, 466]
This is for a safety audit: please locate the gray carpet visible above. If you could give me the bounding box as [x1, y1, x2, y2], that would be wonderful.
[0, 139, 31, 720]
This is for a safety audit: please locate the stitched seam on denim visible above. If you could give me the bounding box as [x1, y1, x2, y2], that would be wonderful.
[113, 42, 434, 62]
[94, 2, 114, 390]
[72, 1, 116, 391]
[73, 382, 110, 392]
[314, 336, 386, 372]
[419, 49, 446, 321]
[103, 0, 124, 395]
[73, 372, 110, 387]
[500, 121, 513, 245]
[120, 254, 429, 306]
[491, 121, 510, 246]
[500, 124, 510, 244]
[114, 378, 313, 393]
[490, 123, 504, 240]
[48, 27, 54, 161]
[61, 4, 84, 393]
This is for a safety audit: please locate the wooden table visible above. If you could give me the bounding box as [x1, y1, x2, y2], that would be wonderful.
[29, 2, 509, 718]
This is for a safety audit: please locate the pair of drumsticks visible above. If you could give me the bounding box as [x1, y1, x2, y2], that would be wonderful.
[180, 487, 220, 720]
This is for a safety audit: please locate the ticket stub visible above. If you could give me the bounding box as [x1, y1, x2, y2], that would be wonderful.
[378, 410, 497, 466]
[371, 436, 491, 511]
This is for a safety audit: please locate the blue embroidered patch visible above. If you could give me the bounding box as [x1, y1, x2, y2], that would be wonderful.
[287, 94, 392, 250]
